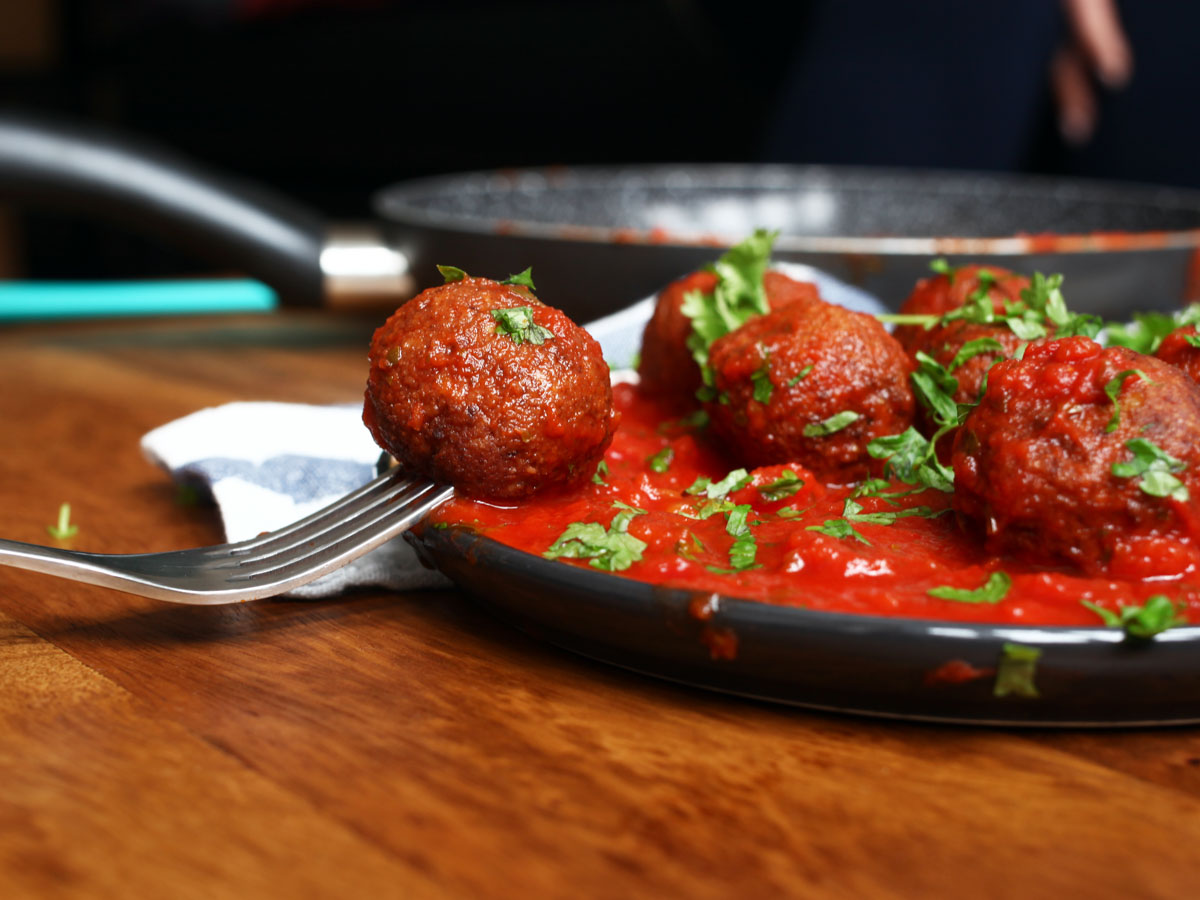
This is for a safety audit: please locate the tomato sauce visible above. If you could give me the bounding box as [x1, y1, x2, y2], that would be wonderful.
[433, 382, 1200, 626]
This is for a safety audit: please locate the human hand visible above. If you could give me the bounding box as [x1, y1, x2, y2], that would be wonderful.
[1051, 0, 1133, 145]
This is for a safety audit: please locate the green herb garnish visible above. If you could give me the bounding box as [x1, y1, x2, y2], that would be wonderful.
[1081, 594, 1187, 640]
[500, 267, 536, 290]
[437, 264, 468, 283]
[806, 519, 870, 545]
[1103, 369, 1152, 433]
[757, 470, 805, 502]
[491, 306, 554, 346]
[994, 642, 1042, 698]
[928, 571, 1012, 605]
[681, 229, 777, 369]
[787, 364, 814, 387]
[704, 468, 753, 499]
[46, 502, 79, 540]
[803, 410, 860, 438]
[948, 337, 1006, 372]
[751, 348, 773, 404]
[647, 448, 674, 473]
[544, 503, 647, 572]
[1111, 438, 1189, 502]
[592, 460, 609, 486]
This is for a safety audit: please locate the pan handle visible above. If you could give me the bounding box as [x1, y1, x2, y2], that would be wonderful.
[0, 111, 411, 307]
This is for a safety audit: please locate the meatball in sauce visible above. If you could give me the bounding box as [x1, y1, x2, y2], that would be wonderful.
[364, 276, 616, 500]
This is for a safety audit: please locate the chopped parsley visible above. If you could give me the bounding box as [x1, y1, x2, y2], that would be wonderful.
[500, 267, 536, 290]
[994, 642, 1042, 699]
[703, 468, 753, 499]
[1081, 594, 1187, 640]
[1103, 369, 1152, 433]
[437, 264, 468, 283]
[757, 470, 805, 502]
[803, 410, 860, 438]
[867, 427, 954, 493]
[911, 352, 960, 427]
[787, 364, 814, 387]
[491, 306, 554, 346]
[806, 518, 870, 545]
[927, 571, 1012, 605]
[841, 497, 946, 526]
[647, 448, 674, 473]
[46, 502, 79, 540]
[706, 503, 761, 573]
[929, 258, 954, 280]
[751, 348, 773, 404]
[681, 229, 777, 370]
[544, 503, 647, 572]
[592, 460, 609, 486]
[948, 337, 1006, 372]
[1111, 438, 1189, 502]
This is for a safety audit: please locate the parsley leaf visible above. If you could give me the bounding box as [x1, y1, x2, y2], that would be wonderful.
[46, 502, 79, 540]
[647, 448, 674, 473]
[911, 352, 960, 427]
[681, 229, 778, 369]
[757, 470, 805, 502]
[1103, 369, 1152, 433]
[751, 347, 773, 404]
[1111, 438, 1189, 502]
[842, 497, 946, 526]
[927, 571, 1012, 605]
[437, 264, 468, 283]
[929, 258, 954, 280]
[592, 460, 609, 486]
[1081, 595, 1187, 640]
[867, 427, 955, 493]
[994, 642, 1042, 699]
[788, 364, 814, 387]
[705, 468, 753, 499]
[806, 518, 870, 545]
[491, 306, 555, 346]
[948, 337, 1006, 372]
[544, 504, 647, 571]
[500, 267, 536, 290]
[803, 410, 860, 438]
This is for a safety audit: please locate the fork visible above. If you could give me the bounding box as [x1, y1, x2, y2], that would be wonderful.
[0, 468, 453, 604]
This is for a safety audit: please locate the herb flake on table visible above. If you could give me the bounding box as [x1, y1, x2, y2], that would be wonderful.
[46, 502, 79, 540]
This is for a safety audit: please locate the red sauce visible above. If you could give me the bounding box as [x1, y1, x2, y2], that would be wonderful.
[433, 382, 1200, 627]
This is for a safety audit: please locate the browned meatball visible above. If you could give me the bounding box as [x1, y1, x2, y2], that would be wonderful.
[952, 336, 1200, 577]
[894, 263, 1030, 355]
[1154, 324, 1200, 383]
[703, 298, 916, 483]
[363, 276, 616, 499]
[637, 269, 821, 403]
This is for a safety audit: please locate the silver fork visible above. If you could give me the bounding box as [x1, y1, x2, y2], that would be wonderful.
[0, 469, 452, 604]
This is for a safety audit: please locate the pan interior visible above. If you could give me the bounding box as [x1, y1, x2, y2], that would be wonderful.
[376, 165, 1200, 241]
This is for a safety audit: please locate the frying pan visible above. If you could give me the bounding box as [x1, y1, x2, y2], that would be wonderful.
[4, 110, 1200, 319]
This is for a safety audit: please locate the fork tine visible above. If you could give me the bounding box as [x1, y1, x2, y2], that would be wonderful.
[219, 466, 414, 554]
[209, 470, 432, 571]
[228, 478, 449, 580]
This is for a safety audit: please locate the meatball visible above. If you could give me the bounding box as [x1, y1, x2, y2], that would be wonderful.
[912, 319, 1027, 441]
[952, 336, 1200, 576]
[637, 269, 820, 403]
[1154, 324, 1200, 384]
[363, 276, 616, 499]
[894, 263, 1030, 355]
[703, 298, 915, 483]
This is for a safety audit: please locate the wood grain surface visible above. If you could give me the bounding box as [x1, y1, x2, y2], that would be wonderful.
[3, 312, 1200, 900]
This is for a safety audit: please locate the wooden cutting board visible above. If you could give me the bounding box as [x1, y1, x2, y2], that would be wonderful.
[2, 312, 1200, 900]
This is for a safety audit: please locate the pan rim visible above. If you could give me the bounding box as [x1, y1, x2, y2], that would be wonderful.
[374, 162, 1200, 256]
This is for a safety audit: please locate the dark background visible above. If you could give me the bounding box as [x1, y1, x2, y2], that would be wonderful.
[1, 0, 1197, 280]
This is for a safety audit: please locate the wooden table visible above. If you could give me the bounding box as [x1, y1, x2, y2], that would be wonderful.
[3, 312, 1200, 900]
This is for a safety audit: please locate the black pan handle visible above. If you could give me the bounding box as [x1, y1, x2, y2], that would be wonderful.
[0, 110, 326, 306]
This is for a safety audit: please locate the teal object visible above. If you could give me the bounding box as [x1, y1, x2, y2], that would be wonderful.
[0, 280, 278, 321]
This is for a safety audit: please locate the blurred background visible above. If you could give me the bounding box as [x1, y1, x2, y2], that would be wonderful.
[0, 0, 1197, 283]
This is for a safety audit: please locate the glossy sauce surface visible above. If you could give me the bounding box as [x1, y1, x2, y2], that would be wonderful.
[435, 382, 1200, 626]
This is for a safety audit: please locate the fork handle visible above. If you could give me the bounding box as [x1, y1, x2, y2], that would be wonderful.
[0, 538, 138, 595]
